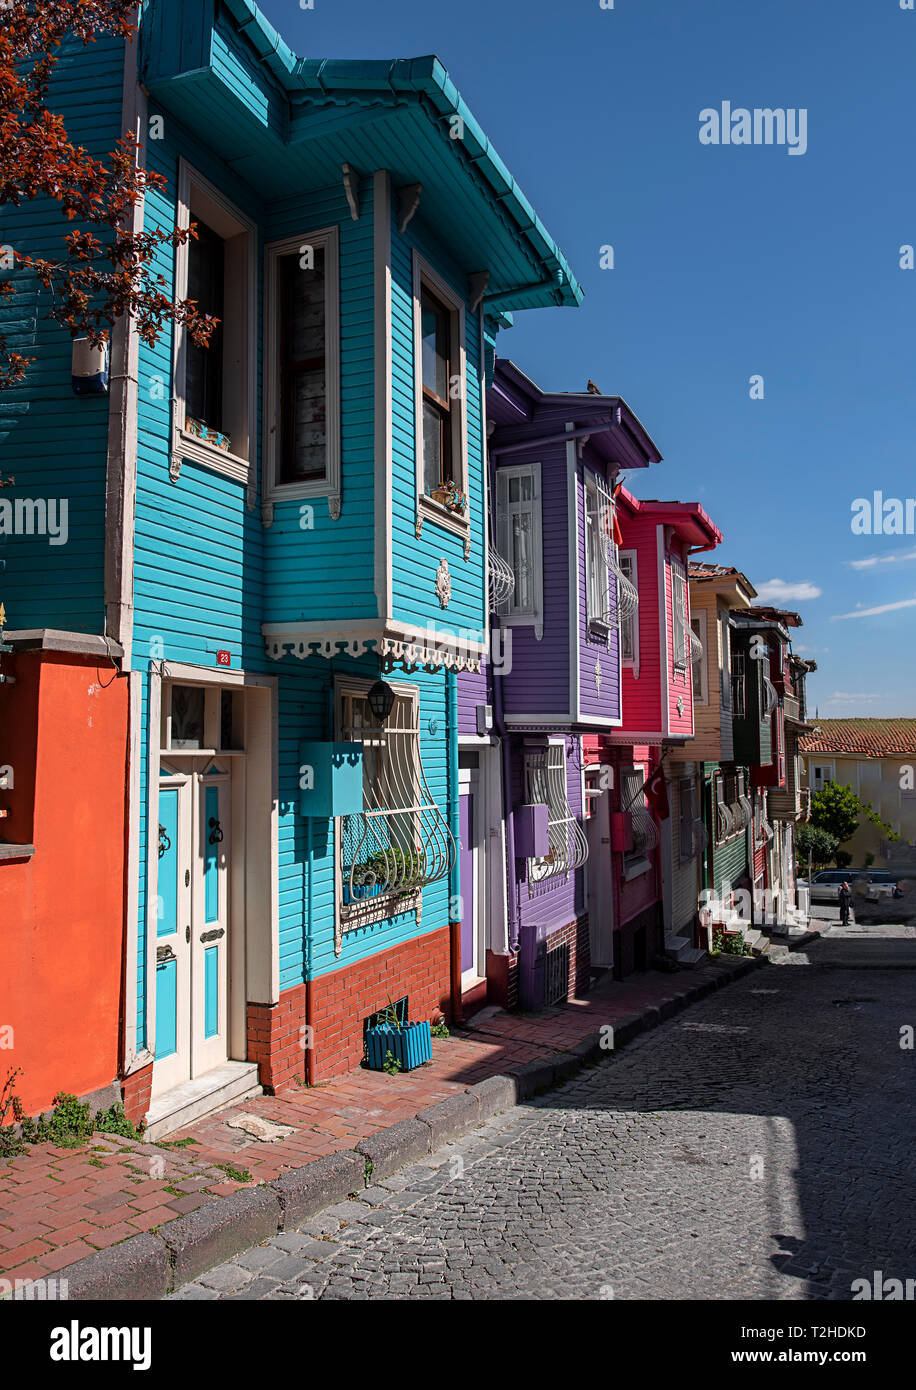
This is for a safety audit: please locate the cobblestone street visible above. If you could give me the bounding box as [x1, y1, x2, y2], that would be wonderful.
[173, 926, 916, 1301]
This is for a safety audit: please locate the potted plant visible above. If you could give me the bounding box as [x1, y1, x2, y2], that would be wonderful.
[344, 847, 425, 904]
[365, 998, 432, 1072]
[185, 414, 232, 453]
[428, 479, 468, 515]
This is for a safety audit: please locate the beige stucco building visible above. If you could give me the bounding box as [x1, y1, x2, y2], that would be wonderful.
[800, 720, 916, 871]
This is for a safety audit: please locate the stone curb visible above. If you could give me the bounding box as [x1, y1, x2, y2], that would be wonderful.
[355, 1118, 431, 1182]
[159, 1186, 281, 1289]
[54, 1232, 169, 1301]
[415, 1092, 480, 1149]
[54, 954, 763, 1299]
[269, 1148, 366, 1231]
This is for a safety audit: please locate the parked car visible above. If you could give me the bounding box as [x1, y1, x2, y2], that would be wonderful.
[802, 870, 863, 903]
[860, 871, 905, 901]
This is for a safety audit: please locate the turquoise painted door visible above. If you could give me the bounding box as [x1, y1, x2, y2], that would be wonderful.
[153, 775, 193, 1095]
[153, 762, 231, 1097]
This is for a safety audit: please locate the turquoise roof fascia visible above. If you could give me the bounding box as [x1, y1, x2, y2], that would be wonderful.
[143, 0, 581, 313]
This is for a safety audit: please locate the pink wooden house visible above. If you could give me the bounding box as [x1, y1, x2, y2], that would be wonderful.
[583, 490, 721, 975]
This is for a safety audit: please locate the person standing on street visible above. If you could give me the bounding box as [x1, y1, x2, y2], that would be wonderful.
[838, 880, 852, 926]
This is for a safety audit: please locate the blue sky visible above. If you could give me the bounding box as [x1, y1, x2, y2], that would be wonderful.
[260, 0, 916, 716]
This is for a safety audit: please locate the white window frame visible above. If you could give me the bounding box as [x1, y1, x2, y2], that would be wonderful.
[262, 225, 341, 505]
[495, 461, 544, 636]
[413, 253, 469, 539]
[671, 560, 690, 673]
[621, 764, 658, 879]
[172, 159, 257, 486]
[690, 609, 707, 705]
[810, 761, 834, 794]
[618, 549, 639, 672]
[585, 470, 611, 637]
[718, 607, 732, 714]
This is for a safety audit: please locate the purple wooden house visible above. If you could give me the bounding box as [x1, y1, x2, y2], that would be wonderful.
[456, 359, 661, 1015]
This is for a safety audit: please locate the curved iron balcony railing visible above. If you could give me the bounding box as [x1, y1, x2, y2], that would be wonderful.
[762, 674, 779, 719]
[488, 546, 516, 609]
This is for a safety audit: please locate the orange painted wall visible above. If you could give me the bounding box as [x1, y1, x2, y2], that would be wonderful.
[0, 651, 129, 1118]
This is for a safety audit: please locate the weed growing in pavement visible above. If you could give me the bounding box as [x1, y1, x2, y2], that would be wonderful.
[217, 1163, 253, 1183]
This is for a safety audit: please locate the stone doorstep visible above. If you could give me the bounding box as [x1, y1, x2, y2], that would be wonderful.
[143, 1063, 263, 1142]
[52, 956, 764, 1300]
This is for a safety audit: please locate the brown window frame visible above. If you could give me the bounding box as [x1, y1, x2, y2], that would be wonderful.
[420, 285, 453, 493]
[278, 248, 327, 486]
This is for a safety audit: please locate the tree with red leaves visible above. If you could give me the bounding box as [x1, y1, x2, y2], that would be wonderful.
[0, 0, 216, 394]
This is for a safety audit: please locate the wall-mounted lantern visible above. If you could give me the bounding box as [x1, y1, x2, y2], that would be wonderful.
[367, 679, 395, 724]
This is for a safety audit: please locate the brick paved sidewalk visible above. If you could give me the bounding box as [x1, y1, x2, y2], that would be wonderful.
[0, 960, 747, 1284]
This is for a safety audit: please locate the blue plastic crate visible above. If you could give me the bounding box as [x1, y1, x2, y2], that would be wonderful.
[365, 1020, 432, 1072]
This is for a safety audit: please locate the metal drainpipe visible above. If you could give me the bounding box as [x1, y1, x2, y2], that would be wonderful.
[446, 669, 462, 1022]
[491, 623, 519, 954]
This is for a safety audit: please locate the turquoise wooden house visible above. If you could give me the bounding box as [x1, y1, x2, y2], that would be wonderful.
[1, 0, 580, 1131]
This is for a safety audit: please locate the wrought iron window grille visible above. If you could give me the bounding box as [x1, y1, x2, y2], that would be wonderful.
[338, 692, 455, 924]
[524, 744, 589, 891]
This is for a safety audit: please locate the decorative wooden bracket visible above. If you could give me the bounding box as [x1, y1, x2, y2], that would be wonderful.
[397, 183, 422, 234]
[342, 163, 361, 221]
[328, 493, 341, 520]
[261, 501, 274, 528]
[468, 270, 490, 313]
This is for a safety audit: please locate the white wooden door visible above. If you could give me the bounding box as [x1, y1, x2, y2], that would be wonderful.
[585, 771, 614, 967]
[154, 761, 231, 1096]
[192, 765, 231, 1077]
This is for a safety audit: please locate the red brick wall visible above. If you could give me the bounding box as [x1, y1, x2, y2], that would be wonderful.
[121, 1061, 153, 1128]
[247, 985, 307, 1094]
[246, 928, 453, 1090]
[544, 914, 591, 1000]
[614, 901, 663, 978]
[486, 948, 519, 1011]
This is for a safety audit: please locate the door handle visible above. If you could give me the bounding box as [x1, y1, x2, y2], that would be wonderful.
[185, 925, 191, 943]
[157, 946, 176, 964]
[200, 928, 225, 943]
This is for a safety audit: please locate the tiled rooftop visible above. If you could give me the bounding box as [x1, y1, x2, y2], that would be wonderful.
[800, 719, 916, 758]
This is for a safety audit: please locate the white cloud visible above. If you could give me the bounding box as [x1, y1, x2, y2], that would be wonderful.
[831, 595, 916, 620]
[794, 643, 829, 655]
[848, 547, 916, 571]
[827, 691, 882, 702]
[753, 578, 822, 603]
